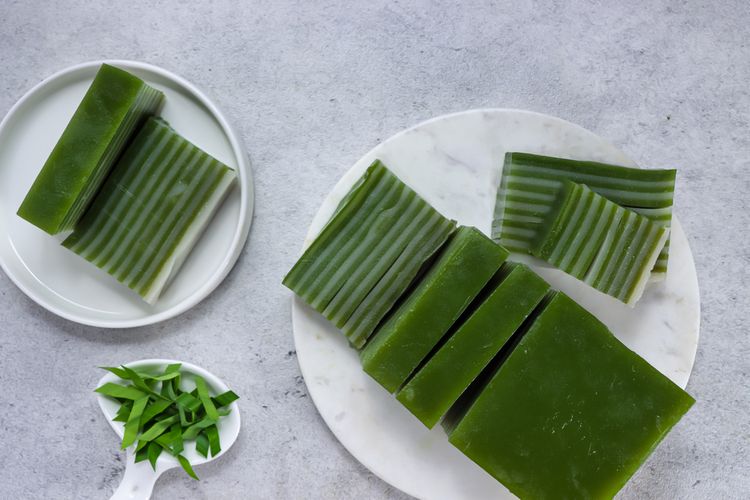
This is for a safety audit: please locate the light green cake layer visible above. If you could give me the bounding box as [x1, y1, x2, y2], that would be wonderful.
[323, 189, 434, 327]
[62, 117, 236, 304]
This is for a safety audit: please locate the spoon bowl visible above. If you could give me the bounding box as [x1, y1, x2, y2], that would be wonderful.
[95, 359, 241, 499]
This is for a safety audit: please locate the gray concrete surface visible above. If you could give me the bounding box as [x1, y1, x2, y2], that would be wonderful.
[0, 1, 748, 498]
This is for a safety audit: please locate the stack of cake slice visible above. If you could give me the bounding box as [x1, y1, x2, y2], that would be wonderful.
[16, 64, 237, 304]
[283, 160, 456, 348]
[62, 117, 236, 304]
[493, 152, 675, 280]
[531, 181, 669, 305]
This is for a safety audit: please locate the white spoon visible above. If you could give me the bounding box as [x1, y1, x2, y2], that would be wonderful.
[95, 359, 241, 500]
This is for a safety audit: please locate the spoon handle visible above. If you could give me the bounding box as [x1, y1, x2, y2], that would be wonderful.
[110, 451, 162, 500]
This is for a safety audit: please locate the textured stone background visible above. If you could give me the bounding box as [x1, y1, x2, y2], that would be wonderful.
[0, 1, 748, 498]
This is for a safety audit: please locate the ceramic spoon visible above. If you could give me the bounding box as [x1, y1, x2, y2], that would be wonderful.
[95, 359, 241, 500]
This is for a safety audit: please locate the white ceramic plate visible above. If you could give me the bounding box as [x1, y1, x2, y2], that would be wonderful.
[292, 109, 700, 500]
[0, 60, 253, 327]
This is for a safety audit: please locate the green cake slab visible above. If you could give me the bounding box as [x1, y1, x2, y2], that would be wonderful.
[18, 64, 164, 234]
[360, 226, 508, 393]
[447, 292, 694, 500]
[285, 163, 401, 311]
[396, 263, 549, 428]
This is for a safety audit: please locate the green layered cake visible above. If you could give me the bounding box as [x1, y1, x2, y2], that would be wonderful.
[282, 156, 694, 497]
[18, 64, 164, 234]
[532, 181, 669, 305]
[282, 160, 456, 348]
[493, 152, 675, 278]
[396, 263, 549, 428]
[447, 292, 694, 499]
[62, 117, 236, 304]
[361, 226, 508, 393]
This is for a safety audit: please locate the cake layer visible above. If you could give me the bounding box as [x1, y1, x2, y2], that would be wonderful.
[284, 163, 400, 309]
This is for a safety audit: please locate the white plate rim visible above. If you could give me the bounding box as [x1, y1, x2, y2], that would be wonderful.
[0, 59, 254, 328]
[291, 108, 701, 499]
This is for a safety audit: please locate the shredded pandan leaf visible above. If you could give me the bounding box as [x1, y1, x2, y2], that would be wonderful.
[195, 376, 219, 421]
[177, 454, 199, 480]
[147, 441, 162, 469]
[95, 382, 147, 401]
[212, 390, 240, 408]
[122, 396, 149, 449]
[196, 431, 210, 458]
[206, 424, 221, 457]
[95, 364, 238, 480]
[182, 416, 218, 440]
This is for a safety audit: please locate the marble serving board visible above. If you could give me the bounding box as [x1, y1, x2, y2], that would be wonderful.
[291, 109, 700, 500]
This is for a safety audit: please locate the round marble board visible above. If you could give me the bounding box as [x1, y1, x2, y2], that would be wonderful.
[0, 60, 253, 327]
[292, 109, 700, 500]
